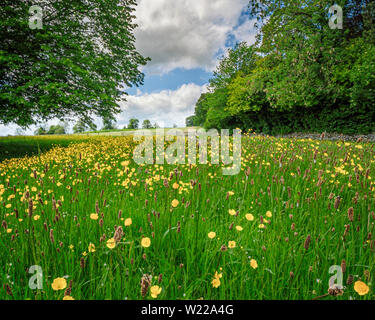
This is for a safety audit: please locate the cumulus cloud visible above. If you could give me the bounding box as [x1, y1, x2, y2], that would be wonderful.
[135, 0, 250, 74]
[118, 83, 207, 127]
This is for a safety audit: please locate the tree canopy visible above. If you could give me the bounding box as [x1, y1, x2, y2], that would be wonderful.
[0, 0, 149, 127]
[188, 0, 375, 134]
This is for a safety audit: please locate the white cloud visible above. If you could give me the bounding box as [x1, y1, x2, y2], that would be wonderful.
[118, 83, 207, 127]
[135, 0, 251, 74]
[232, 18, 257, 44]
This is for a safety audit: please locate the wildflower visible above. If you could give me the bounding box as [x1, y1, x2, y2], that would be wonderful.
[113, 226, 124, 243]
[211, 271, 222, 288]
[228, 241, 236, 248]
[246, 214, 254, 221]
[141, 237, 151, 248]
[347, 275, 354, 285]
[208, 232, 216, 239]
[63, 296, 74, 300]
[250, 259, 258, 269]
[88, 243, 95, 253]
[172, 183, 179, 189]
[266, 211, 272, 218]
[235, 226, 243, 231]
[150, 285, 162, 298]
[228, 209, 236, 216]
[51, 277, 67, 291]
[140, 274, 152, 298]
[124, 218, 132, 226]
[33, 215, 40, 221]
[304, 235, 311, 250]
[354, 281, 369, 296]
[171, 199, 179, 208]
[106, 238, 116, 249]
[90, 213, 98, 220]
[258, 224, 265, 229]
[6, 229, 12, 234]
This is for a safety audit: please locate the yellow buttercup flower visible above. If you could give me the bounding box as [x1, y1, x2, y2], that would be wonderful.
[228, 241, 236, 248]
[171, 199, 179, 208]
[150, 285, 162, 298]
[354, 281, 370, 296]
[6, 229, 12, 234]
[228, 209, 236, 216]
[208, 232, 216, 239]
[63, 295, 75, 300]
[266, 211, 272, 218]
[246, 213, 254, 221]
[124, 218, 132, 227]
[250, 259, 258, 269]
[88, 243, 96, 253]
[172, 182, 179, 189]
[51, 277, 67, 291]
[106, 238, 116, 249]
[212, 278, 221, 288]
[212, 271, 222, 288]
[33, 215, 40, 221]
[90, 213, 98, 220]
[141, 237, 151, 248]
[235, 226, 243, 231]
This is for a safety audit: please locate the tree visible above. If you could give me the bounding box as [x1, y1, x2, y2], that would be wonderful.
[192, 93, 209, 127]
[34, 127, 47, 135]
[128, 118, 139, 129]
[0, 1, 149, 127]
[47, 124, 66, 135]
[142, 119, 152, 129]
[209, 42, 257, 91]
[185, 116, 196, 127]
[101, 115, 116, 131]
[73, 120, 87, 133]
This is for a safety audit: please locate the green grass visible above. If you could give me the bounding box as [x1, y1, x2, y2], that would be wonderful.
[0, 134, 374, 300]
[0, 135, 90, 162]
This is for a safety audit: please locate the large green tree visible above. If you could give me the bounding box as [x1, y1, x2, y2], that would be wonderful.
[0, 0, 149, 127]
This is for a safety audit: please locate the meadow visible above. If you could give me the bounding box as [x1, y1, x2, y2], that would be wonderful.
[0, 133, 374, 300]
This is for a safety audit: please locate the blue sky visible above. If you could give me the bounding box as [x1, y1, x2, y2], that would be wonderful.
[0, 0, 256, 135]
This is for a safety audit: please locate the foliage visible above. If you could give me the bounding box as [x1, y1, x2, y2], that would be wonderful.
[142, 119, 153, 129]
[187, 1, 375, 135]
[47, 124, 66, 135]
[101, 115, 117, 131]
[0, 0, 149, 127]
[128, 118, 139, 129]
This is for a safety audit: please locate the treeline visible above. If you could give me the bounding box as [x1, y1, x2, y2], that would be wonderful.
[187, 0, 375, 135]
[33, 117, 161, 135]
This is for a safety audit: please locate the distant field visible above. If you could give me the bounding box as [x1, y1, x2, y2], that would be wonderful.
[84, 127, 198, 136]
[0, 129, 198, 161]
[0, 135, 90, 162]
